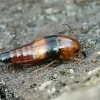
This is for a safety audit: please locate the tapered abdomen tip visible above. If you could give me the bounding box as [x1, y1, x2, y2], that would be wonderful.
[0, 52, 12, 63]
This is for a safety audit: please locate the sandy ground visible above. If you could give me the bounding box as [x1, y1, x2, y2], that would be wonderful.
[0, 0, 100, 100]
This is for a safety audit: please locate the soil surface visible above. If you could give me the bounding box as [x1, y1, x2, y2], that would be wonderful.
[0, 0, 100, 100]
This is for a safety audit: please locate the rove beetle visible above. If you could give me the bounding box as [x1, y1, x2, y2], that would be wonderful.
[0, 24, 83, 65]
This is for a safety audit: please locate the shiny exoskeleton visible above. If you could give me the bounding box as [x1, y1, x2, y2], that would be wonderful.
[0, 35, 81, 64]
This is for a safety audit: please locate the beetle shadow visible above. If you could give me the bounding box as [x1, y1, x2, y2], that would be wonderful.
[7, 58, 60, 74]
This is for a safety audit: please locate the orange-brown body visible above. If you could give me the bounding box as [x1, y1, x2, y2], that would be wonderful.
[11, 35, 81, 64]
[0, 35, 81, 64]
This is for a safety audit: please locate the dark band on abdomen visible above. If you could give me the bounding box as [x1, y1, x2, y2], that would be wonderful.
[45, 35, 59, 59]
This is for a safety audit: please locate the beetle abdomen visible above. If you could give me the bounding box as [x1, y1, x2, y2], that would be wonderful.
[10, 35, 59, 64]
[10, 44, 34, 64]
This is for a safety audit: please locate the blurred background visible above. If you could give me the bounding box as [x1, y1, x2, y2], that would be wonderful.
[0, 0, 100, 100]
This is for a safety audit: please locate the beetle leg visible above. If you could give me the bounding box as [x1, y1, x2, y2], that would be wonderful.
[33, 59, 57, 74]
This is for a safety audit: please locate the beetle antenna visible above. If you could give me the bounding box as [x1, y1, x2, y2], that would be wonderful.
[60, 23, 78, 40]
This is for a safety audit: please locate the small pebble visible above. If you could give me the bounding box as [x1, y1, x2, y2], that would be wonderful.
[70, 69, 74, 74]
[52, 74, 58, 79]
[92, 58, 97, 63]
[39, 81, 51, 91]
